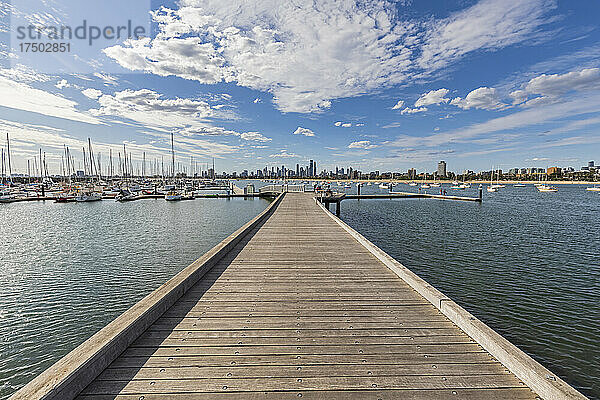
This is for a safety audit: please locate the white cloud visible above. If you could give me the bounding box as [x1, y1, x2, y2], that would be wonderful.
[89, 89, 218, 131]
[82, 88, 103, 99]
[334, 121, 352, 127]
[293, 127, 315, 137]
[55, 79, 70, 89]
[401, 106, 427, 115]
[0, 75, 100, 125]
[414, 88, 450, 107]
[391, 100, 405, 110]
[348, 140, 378, 149]
[512, 68, 600, 106]
[382, 122, 402, 129]
[240, 131, 271, 142]
[269, 150, 299, 158]
[450, 87, 505, 110]
[253, 98, 261, 104]
[103, 0, 556, 113]
[389, 93, 600, 148]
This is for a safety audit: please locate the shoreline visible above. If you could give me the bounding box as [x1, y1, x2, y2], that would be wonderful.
[238, 178, 599, 185]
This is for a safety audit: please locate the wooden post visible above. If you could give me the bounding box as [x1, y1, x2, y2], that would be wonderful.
[357, 184, 361, 195]
[479, 185, 483, 201]
[335, 201, 340, 217]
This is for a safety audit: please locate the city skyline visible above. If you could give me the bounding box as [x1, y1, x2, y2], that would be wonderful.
[1, 1, 600, 174]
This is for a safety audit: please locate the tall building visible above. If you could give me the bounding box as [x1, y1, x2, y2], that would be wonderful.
[408, 168, 417, 180]
[437, 161, 447, 177]
[296, 163, 299, 177]
[309, 160, 314, 177]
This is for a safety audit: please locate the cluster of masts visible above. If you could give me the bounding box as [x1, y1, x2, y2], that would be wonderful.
[1, 132, 217, 184]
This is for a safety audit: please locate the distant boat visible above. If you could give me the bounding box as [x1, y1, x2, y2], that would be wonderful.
[165, 190, 182, 201]
[75, 192, 102, 202]
[115, 189, 137, 202]
[379, 183, 389, 189]
[421, 184, 430, 189]
[514, 183, 527, 187]
[586, 183, 600, 192]
[408, 182, 418, 187]
[486, 186, 498, 192]
[0, 192, 17, 203]
[537, 185, 558, 192]
[430, 183, 441, 187]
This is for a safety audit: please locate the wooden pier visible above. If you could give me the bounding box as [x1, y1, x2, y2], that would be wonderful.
[11, 193, 585, 400]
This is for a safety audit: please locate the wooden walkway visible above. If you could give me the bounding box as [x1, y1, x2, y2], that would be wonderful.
[76, 193, 535, 399]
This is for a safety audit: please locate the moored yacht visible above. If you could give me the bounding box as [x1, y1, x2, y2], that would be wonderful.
[75, 192, 102, 202]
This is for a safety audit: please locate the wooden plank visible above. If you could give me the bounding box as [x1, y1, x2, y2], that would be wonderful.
[97, 363, 510, 380]
[110, 352, 498, 368]
[77, 387, 537, 400]
[81, 374, 526, 395]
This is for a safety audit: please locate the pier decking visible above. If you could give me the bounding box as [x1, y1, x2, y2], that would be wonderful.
[12, 193, 585, 400]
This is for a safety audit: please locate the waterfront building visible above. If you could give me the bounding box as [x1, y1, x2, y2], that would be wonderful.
[437, 161, 447, 177]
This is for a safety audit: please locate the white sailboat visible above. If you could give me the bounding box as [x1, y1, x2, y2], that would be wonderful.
[487, 167, 498, 192]
[75, 192, 102, 202]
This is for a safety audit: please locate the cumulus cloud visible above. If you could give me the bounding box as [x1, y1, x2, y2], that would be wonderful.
[334, 121, 352, 127]
[391, 100, 405, 110]
[89, 89, 217, 130]
[401, 106, 427, 115]
[450, 87, 505, 110]
[240, 131, 271, 142]
[103, 0, 556, 113]
[55, 79, 70, 89]
[414, 88, 450, 107]
[348, 140, 378, 149]
[82, 88, 103, 99]
[293, 127, 315, 137]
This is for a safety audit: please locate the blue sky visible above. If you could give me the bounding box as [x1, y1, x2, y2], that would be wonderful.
[1, 0, 599, 175]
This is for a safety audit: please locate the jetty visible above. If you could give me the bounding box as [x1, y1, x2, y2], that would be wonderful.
[11, 192, 585, 399]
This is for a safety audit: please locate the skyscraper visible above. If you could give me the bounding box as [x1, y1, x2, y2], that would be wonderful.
[437, 161, 447, 177]
[309, 160, 314, 177]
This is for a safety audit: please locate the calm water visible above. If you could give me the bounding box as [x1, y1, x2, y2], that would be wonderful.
[340, 184, 599, 399]
[0, 197, 269, 399]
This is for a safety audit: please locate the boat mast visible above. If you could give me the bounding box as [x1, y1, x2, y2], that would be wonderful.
[109, 148, 113, 180]
[171, 131, 175, 181]
[1, 148, 4, 185]
[6, 132, 12, 183]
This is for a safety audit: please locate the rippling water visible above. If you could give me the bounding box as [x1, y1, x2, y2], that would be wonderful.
[340, 184, 600, 399]
[0, 197, 269, 399]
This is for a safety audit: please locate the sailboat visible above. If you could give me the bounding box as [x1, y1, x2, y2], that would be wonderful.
[537, 173, 558, 192]
[420, 172, 430, 189]
[75, 192, 102, 202]
[487, 167, 498, 192]
[586, 185, 600, 192]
